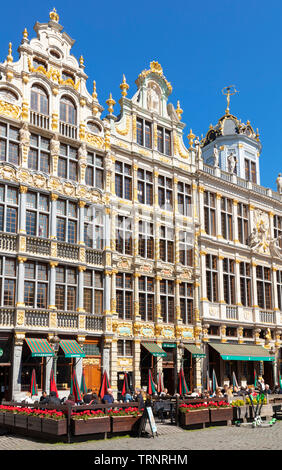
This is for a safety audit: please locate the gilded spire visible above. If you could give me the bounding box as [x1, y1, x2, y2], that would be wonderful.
[22, 28, 28, 40]
[176, 100, 183, 120]
[106, 93, 116, 114]
[187, 129, 195, 149]
[7, 42, 13, 64]
[92, 80, 98, 101]
[120, 74, 129, 97]
[79, 55, 84, 66]
[49, 8, 59, 22]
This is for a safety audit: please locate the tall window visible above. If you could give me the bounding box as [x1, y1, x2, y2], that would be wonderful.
[256, 266, 272, 310]
[24, 261, 48, 308]
[158, 175, 173, 211]
[238, 203, 249, 245]
[177, 182, 192, 217]
[83, 270, 103, 314]
[138, 220, 154, 259]
[274, 215, 282, 249]
[277, 270, 282, 311]
[56, 199, 77, 244]
[159, 225, 174, 263]
[204, 191, 216, 236]
[0, 184, 18, 233]
[116, 215, 132, 255]
[55, 266, 77, 311]
[116, 273, 133, 320]
[157, 126, 171, 156]
[206, 254, 218, 302]
[221, 197, 233, 240]
[0, 257, 16, 306]
[117, 340, 133, 357]
[58, 143, 78, 181]
[137, 169, 153, 205]
[223, 258, 235, 305]
[30, 85, 49, 115]
[84, 206, 104, 250]
[115, 161, 132, 200]
[26, 191, 49, 238]
[60, 96, 76, 125]
[240, 262, 252, 307]
[0, 121, 20, 165]
[245, 159, 256, 183]
[179, 231, 193, 266]
[180, 282, 193, 324]
[28, 134, 50, 173]
[85, 152, 103, 189]
[160, 279, 174, 323]
[139, 276, 154, 321]
[136, 118, 152, 148]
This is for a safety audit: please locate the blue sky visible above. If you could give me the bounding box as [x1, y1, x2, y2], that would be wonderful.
[1, 0, 281, 190]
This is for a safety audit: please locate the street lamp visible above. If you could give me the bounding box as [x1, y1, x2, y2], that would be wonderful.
[50, 334, 60, 380]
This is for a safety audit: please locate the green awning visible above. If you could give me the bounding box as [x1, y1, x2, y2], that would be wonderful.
[60, 340, 85, 358]
[142, 342, 167, 357]
[184, 344, 206, 358]
[25, 338, 54, 357]
[209, 343, 275, 362]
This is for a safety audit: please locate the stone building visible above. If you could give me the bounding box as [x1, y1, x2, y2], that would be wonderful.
[0, 10, 280, 401]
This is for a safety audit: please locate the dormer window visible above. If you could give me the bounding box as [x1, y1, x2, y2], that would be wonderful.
[87, 121, 101, 135]
[137, 118, 152, 149]
[33, 57, 47, 70]
[62, 70, 75, 82]
[0, 88, 18, 103]
[49, 49, 61, 60]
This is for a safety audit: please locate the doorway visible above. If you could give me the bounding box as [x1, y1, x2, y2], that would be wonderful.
[0, 366, 10, 402]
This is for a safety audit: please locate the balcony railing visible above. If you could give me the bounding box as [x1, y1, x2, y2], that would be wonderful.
[57, 312, 79, 329]
[59, 121, 77, 140]
[259, 310, 275, 324]
[57, 242, 79, 261]
[30, 111, 50, 130]
[25, 236, 51, 256]
[226, 306, 238, 320]
[86, 249, 103, 265]
[25, 309, 49, 328]
[0, 232, 17, 252]
[85, 315, 104, 331]
[0, 308, 15, 327]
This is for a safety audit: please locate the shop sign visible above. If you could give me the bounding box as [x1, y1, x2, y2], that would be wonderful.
[163, 343, 176, 348]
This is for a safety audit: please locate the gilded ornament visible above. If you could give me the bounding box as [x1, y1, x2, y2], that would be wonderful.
[49, 7, 59, 22]
[0, 100, 20, 120]
[116, 115, 130, 136]
[106, 93, 115, 114]
[120, 74, 129, 97]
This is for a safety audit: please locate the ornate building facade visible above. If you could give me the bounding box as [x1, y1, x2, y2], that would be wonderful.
[0, 10, 280, 400]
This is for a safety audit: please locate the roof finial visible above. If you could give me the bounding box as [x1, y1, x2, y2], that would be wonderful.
[49, 8, 59, 22]
[187, 129, 195, 149]
[92, 80, 98, 101]
[222, 85, 238, 115]
[176, 100, 183, 120]
[120, 74, 129, 98]
[22, 28, 28, 40]
[106, 93, 116, 115]
[7, 42, 13, 64]
[79, 55, 84, 67]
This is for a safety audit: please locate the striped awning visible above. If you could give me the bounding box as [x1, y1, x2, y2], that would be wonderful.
[209, 343, 275, 362]
[59, 340, 85, 358]
[142, 342, 167, 357]
[25, 338, 54, 357]
[183, 344, 206, 358]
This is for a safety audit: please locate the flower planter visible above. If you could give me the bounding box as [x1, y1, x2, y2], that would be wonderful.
[27, 415, 42, 432]
[14, 414, 28, 429]
[0, 412, 5, 424]
[180, 409, 210, 426]
[111, 415, 142, 433]
[209, 407, 233, 423]
[4, 413, 15, 427]
[42, 418, 67, 436]
[71, 417, 110, 436]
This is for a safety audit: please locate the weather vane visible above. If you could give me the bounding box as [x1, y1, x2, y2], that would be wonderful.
[222, 85, 238, 115]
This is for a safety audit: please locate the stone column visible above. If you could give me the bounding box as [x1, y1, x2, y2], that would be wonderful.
[175, 279, 182, 322]
[50, 193, 58, 240]
[133, 339, 141, 389]
[155, 275, 162, 322]
[78, 200, 85, 245]
[19, 185, 27, 234]
[48, 261, 58, 310]
[75, 335, 85, 388]
[133, 272, 141, 321]
[45, 355, 53, 395]
[12, 332, 25, 400]
[16, 256, 27, 307]
[153, 168, 159, 207]
[200, 250, 207, 301]
[216, 193, 222, 240]
[78, 143, 87, 185]
[77, 266, 86, 313]
[19, 122, 30, 168]
[218, 255, 225, 305]
[173, 175, 178, 214]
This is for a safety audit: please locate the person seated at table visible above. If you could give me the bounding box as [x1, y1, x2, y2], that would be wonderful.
[89, 392, 100, 405]
[159, 388, 169, 398]
[102, 388, 114, 404]
[47, 391, 61, 406]
[83, 389, 93, 404]
[265, 384, 272, 395]
[65, 394, 76, 406]
[39, 390, 48, 404]
[22, 391, 34, 404]
[190, 388, 200, 398]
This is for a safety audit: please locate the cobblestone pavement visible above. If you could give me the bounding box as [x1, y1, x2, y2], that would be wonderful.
[0, 421, 281, 451]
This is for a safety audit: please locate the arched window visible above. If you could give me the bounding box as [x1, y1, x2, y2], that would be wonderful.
[60, 96, 76, 125]
[0, 88, 18, 103]
[30, 85, 49, 115]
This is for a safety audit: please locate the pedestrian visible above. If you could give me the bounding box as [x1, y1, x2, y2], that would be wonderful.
[135, 388, 145, 409]
[83, 389, 93, 404]
[102, 388, 114, 404]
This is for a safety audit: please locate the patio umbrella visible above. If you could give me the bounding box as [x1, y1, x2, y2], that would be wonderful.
[30, 368, 38, 397]
[80, 369, 87, 395]
[99, 370, 111, 399]
[50, 368, 58, 398]
[254, 369, 258, 387]
[178, 367, 189, 396]
[279, 372, 282, 389]
[212, 369, 218, 394]
[206, 370, 211, 393]
[121, 372, 130, 396]
[157, 372, 163, 394]
[70, 368, 83, 403]
[148, 369, 156, 395]
[232, 371, 239, 390]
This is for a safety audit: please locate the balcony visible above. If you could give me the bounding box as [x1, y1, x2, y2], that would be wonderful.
[25, 309, 49, 328]
[0, 308, 15, 327]
[86, 248, 103, 265]
[259, 310, 275, 324]
[30, 111, 50, 130]
[0, 232, 17, 252]
[57, 242, 79, 261]
[226, 306, 238, 320]
[59, 121, 77, 140]
[85, 315, 104, 332]
[57, 312, 79, 329]
[25, 236, 51, 256]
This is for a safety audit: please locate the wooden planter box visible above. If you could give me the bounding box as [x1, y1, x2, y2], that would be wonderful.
[42, 418, 67, 436]
[180, 409, 210, 426]
[232, 406, 250, 420]
[111, 415, 142, 433]
[4, 413, 15, 427]
[209, 407, 233, 423]
[27, 416, 42, 432]
[0, 412, 5, 424]
[14, 414, 28, 429]
[71, 417, 110, 436]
